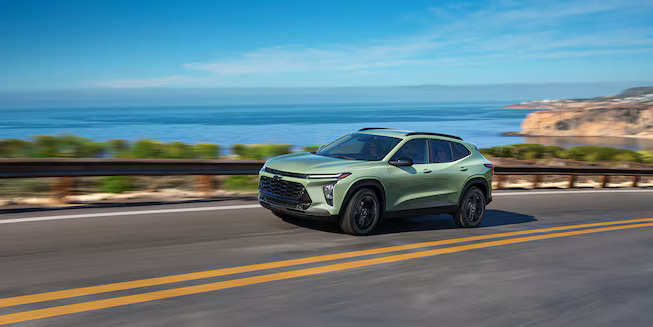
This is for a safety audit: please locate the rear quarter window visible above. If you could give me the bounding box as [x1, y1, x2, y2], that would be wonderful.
[452, 142, 471, 161]
[429, 139, 453, 163]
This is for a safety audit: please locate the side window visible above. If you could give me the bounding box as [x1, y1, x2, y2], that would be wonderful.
[429, 139, 453, 163]
[391, 139, 428, 164]
[451, 142, 471, 161]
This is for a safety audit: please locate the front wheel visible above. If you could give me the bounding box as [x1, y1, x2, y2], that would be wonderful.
[453, 187, 486, 228]
[340, 188, 380, 236]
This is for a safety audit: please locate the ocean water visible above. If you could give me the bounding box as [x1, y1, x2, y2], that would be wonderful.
[2, 101, 652, 150]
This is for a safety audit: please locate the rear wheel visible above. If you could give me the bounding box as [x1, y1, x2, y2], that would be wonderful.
[453, 187, 486, 228]
[340, 188, 380, 236]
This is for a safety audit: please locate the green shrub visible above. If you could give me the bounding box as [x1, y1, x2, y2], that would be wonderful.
[164, 142, 195, 159]
[230, 144, 291, 159]
[224, 176, 259, 190]
[76, 141, 106, 158]
[0, 178, 51, 197]
[230, 144, 246, 157]
[487, 147, 508, 157]
[99, 176, 136, 193]
[541, 145, 565, 158]
[0, 136, 227, 160]
[638, 151, 653, 164]
[303, 145, 321, 153]
[612, 152, 641, 162]
[130, 140, 165, 158]
[107, 139, 131, 157]
[194, 144, 220, 159]
[33, 135, 60, 157]
[0, 139, 33, 158]
[481, 144, 642, 163]
[523, 151, 539, 160]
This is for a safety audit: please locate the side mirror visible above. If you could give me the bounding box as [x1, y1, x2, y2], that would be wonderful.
[389, 157, 414, 166]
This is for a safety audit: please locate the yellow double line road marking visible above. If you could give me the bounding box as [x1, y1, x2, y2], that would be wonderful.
[1, 219, 652, 325]
[3, 217, 653, 309]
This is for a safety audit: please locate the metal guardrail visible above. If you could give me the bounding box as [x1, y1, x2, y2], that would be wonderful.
[0, 158, 265, 178]
[494, 165, 653, 188]
[494, 165, 653, 176]
[0, 159, 651, 202]
[1, 158, 652, 178]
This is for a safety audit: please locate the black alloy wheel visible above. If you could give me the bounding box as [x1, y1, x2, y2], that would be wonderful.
[453, 187, 486, 228]
[340, 188, 380, 235]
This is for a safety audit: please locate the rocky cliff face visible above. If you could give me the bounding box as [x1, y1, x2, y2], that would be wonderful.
[520, 106, 653, 139]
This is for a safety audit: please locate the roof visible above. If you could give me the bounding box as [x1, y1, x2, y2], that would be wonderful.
[357, 128, 463, 141]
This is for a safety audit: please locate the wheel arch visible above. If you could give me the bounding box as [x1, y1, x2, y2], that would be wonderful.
[339, 179, 386, 216]
[459, 177, 491, 206]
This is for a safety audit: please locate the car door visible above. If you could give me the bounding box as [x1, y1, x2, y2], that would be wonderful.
[385, 138, 433, 211]
[448, 141, 473, 203]
[421, 139, 459, 207]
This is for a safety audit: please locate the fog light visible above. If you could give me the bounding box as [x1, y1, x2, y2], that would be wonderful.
[323, 182, 336, 206]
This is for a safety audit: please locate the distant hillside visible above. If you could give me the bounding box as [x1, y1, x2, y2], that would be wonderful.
[506, 86, 653, 109]
[514, 86, 653, 139]
[614, 86, 653, 98]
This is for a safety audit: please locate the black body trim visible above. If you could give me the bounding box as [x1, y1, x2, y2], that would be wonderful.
[259, 199, 334, 220]
[405, 132, 463, 140]
[339, 179, 387, 216]
[384, 205, 458, 219]
[460, 177, 492, 204]
[263, 167, 308, 178]
[358, 127, 397, 131]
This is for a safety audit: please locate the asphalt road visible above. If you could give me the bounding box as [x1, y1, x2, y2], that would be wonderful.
[1, 189, 653, 326]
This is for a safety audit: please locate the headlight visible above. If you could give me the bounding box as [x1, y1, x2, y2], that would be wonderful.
[323, 182, 336, 206]
[306, 172, 352, 179]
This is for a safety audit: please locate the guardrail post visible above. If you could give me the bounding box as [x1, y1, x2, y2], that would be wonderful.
[195, 175, 212, 197]
[599, 175, 609, 188]
[532, 175, 541, 189]
[631, 176, 639, 187]
[52, 177, 72, 204]
[567, 175, 576, 188]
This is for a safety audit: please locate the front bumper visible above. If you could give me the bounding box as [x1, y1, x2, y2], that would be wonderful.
[258, 169, 343, 217]
[259, 196, 333, 217]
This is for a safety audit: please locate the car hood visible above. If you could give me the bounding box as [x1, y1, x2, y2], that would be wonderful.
[264, 152, 376, 174]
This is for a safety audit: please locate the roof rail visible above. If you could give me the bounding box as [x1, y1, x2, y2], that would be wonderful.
[405, 132, 463, 140]
[358, 127, 397, 131]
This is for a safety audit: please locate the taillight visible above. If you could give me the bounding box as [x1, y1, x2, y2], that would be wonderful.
[484, 163, 494, 175]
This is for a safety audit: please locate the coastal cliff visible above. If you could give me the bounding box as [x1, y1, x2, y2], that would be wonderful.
[514, 87, 653, 139]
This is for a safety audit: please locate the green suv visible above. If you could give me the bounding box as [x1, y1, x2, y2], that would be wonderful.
[259, 128, 494, 235]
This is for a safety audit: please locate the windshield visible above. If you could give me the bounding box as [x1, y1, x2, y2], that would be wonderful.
[316, 133, 401, 161]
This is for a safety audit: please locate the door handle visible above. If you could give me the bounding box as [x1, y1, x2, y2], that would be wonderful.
[460, 167, 468, 171]
[422, 169, 432, 174]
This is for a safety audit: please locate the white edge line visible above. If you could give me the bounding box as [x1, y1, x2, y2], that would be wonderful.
[0, 204, 262, 224]
[495, 189, 653, 196]
[1, 189, 652, 225]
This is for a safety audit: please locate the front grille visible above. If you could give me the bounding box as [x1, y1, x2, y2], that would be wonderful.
[264, 167, 308, 178]
[259, 176, 310, 202]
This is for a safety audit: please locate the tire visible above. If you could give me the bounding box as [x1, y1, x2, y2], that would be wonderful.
[453, 187, 486, 228]
[339, 188, 381, 236]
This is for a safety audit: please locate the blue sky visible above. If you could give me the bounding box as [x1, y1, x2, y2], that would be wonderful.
[1, 0, 653, 90]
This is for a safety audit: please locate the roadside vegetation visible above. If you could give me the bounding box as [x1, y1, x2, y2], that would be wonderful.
[480, 144, 653, 164]
[3, 135, 651, 196]
[0, 135, 303, 194]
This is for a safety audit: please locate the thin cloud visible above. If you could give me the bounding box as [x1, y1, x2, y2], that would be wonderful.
[94, 75, 205, 88]
[95, 0, 653, 88]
